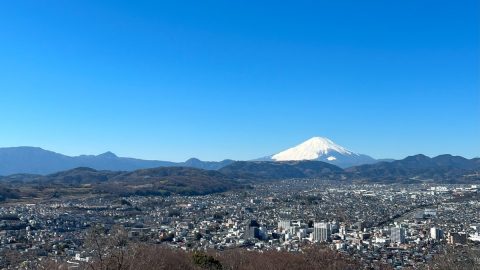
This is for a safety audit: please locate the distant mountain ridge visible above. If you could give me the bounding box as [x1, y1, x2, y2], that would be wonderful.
[222, 154, 480, 183]
[1, 143, 478, 181]
[0, 147, 234, 175]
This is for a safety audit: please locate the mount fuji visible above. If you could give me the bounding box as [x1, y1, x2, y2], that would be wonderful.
[264, 137, 377, 168]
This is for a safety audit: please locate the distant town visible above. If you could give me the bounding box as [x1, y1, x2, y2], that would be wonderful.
[1, 179, 479, 269]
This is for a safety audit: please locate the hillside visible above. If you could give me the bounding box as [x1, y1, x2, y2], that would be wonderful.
[219, 160, 344, 180]
[346, 154, 480, 183]
[0, 166, 243, 199]
[104, 167, 242, 196]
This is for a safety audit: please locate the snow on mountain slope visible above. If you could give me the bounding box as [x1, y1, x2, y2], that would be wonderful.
[272, 137, 357, 161]
[269, 137, 377, 168]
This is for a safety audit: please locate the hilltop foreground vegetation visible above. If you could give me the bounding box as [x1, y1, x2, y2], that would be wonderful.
[5, 226, 478, 270]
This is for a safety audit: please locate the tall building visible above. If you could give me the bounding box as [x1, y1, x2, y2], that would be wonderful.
[258, 226, 268, 240]
[278, 220, 291, 233]
[329, 220, 339, 233]
[313, 222, 331, 242]
[246, 226, 260, 239]
[430, 227, 443, 240]
[391, 227, 406, 244]
[245, 220, 261, 240]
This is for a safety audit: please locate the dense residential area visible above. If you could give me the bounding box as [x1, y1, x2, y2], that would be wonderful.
[0, 179, 479, 269]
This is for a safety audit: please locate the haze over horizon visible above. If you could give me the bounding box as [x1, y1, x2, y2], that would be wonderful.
[1, 1, 479, 161]
[1, 136, 478, 163]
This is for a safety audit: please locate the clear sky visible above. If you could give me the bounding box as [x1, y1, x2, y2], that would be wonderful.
[0, 0, 479, 161]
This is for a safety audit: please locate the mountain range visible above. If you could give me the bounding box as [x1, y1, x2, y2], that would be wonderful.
[0, 147, 234, 175]
[0, 153, 479, 201]
[0, 137, 478, 180]
[221, 154, 480, 183]
[0, 136, 378, 175]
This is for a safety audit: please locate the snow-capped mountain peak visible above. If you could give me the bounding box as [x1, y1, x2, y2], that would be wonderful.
[268, 137, 376, 168]
[272, 137, 356, 161]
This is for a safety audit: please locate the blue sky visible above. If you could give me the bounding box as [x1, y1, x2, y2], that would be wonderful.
[0, 0, 479, 161]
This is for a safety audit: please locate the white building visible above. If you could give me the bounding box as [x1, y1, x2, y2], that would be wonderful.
[391, 227, 406, 244]
[313, 222, 330, 242]
[278, 220, 291, 233]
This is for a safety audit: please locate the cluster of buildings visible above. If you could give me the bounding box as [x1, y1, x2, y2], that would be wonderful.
[0, 180, 479, 268]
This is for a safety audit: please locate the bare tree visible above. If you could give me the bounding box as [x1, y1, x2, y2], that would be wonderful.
[429, 246, 480, 270]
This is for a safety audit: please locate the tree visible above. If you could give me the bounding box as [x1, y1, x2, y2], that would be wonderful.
[429, 246, 480, 270]
[192, 252, 223, 270]
[83, 225, 129, 270]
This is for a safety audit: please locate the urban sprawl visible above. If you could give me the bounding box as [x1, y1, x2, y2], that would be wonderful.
[1, 180, 479, 269]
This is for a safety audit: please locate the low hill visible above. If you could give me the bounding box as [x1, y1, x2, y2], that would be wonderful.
[0, 166, 243, 198]
[219, 160, 344, 180]
[106, 167, 242, 195]
[346, 154, 480, 183]
[46, 167, 122, 185]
